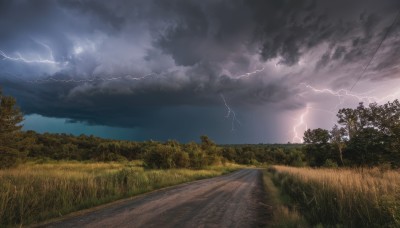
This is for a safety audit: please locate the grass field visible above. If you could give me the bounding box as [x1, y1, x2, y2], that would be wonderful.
[262, 169, 307, 227]
[0, 160, 241, 227]
[269, 166, 400, 227]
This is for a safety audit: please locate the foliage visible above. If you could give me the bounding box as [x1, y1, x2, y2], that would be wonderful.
[303, 128, 332, 167]
[1, 129, 308, 169]
[303, 128, 330, 144]
[142, 136, 222, 169]
[143, 143, 188, 169]
[304, 100, 400, 168]
[0, 89, 26, 168]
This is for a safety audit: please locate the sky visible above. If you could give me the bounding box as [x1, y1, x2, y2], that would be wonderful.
[1, 0, 400, 144]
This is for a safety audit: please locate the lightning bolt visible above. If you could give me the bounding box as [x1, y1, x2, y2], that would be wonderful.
[220, 94, 241, 131]
[24, 73, 156, 84]
[301, 83, 400, 105]
[234, 67, 265, 79]
[0, 50, 59, 65]
[291, 83, 400, 142]
[292, 104, 309, 143]
[0, 39, 160, 84]
[0, 41, 64, 66]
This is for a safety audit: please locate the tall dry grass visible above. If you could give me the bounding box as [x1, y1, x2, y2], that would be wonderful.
[270, 166, 400, 227]
[0, 161, 240, 227]
[262, 169, 308, 228]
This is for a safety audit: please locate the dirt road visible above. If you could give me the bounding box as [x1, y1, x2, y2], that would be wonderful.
[39, 169, 266, 228]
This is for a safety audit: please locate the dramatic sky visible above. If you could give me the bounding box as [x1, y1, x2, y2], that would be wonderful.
[1, 0, 400, 144]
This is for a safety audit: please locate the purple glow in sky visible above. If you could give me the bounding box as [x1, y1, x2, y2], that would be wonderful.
[1, 0, 400, 143]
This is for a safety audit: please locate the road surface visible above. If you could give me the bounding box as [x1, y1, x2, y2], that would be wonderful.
[38, 169, 266, 228]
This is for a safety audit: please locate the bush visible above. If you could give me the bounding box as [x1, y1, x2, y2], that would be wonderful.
[323, 159, 338, 168]
[188, 149, 208, 169]
[143, 144, 190, 169]
[173, 150, 190, 168]
[0, 146, 21, 169]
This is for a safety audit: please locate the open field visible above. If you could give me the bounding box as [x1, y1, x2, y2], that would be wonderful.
[269, 166, 400, 227]
[0, 161, 241, 227]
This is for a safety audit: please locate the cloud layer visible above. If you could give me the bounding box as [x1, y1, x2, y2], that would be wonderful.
[1, 0, 400, 143]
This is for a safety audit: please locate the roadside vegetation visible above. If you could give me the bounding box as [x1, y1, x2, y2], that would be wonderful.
[0, 160, 241, 227]
[268, 166, 400, 227]
[262, 169, 308, 227]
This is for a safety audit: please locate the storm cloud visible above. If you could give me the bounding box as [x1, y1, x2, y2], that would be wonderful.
[1, 0, 399, 143]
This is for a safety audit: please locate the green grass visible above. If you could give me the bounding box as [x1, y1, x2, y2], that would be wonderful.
[269, 166, 400, 227]
[262, 169, 307, 227]
[0, 160, 242, 227]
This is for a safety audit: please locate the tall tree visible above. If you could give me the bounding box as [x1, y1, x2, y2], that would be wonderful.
[303, 128, 330, 144]
[0, 88, 25, 168]
[337, 107, 360, 140]
[303, 128, 332, 166]
[346, 127, 387, 167]
[330, 125, 346, 165]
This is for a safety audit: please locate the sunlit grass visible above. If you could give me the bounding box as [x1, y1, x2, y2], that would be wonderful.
[0, 161, 242, 227]
[269, 166, 400, 227]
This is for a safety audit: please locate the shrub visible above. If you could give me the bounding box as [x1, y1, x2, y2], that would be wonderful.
[323, 159, 338, 168]
[0, 146, 20, 169]
[143, 144, 190, 169]
[188, 149, 208, 169]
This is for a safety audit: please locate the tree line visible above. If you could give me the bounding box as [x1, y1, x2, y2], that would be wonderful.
[0, 86, 310, 168]
[1, 87, 307, 168]
[2, 87, 399, 169]
[303, 100, 400, 168]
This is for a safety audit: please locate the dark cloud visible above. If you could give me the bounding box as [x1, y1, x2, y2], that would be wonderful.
[1, 0, 400, 143]
[249, 0, 333, 65]
[332, 46, 346, 60]
[59, 0, 125, 31]
[315, 51, 331, 70]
